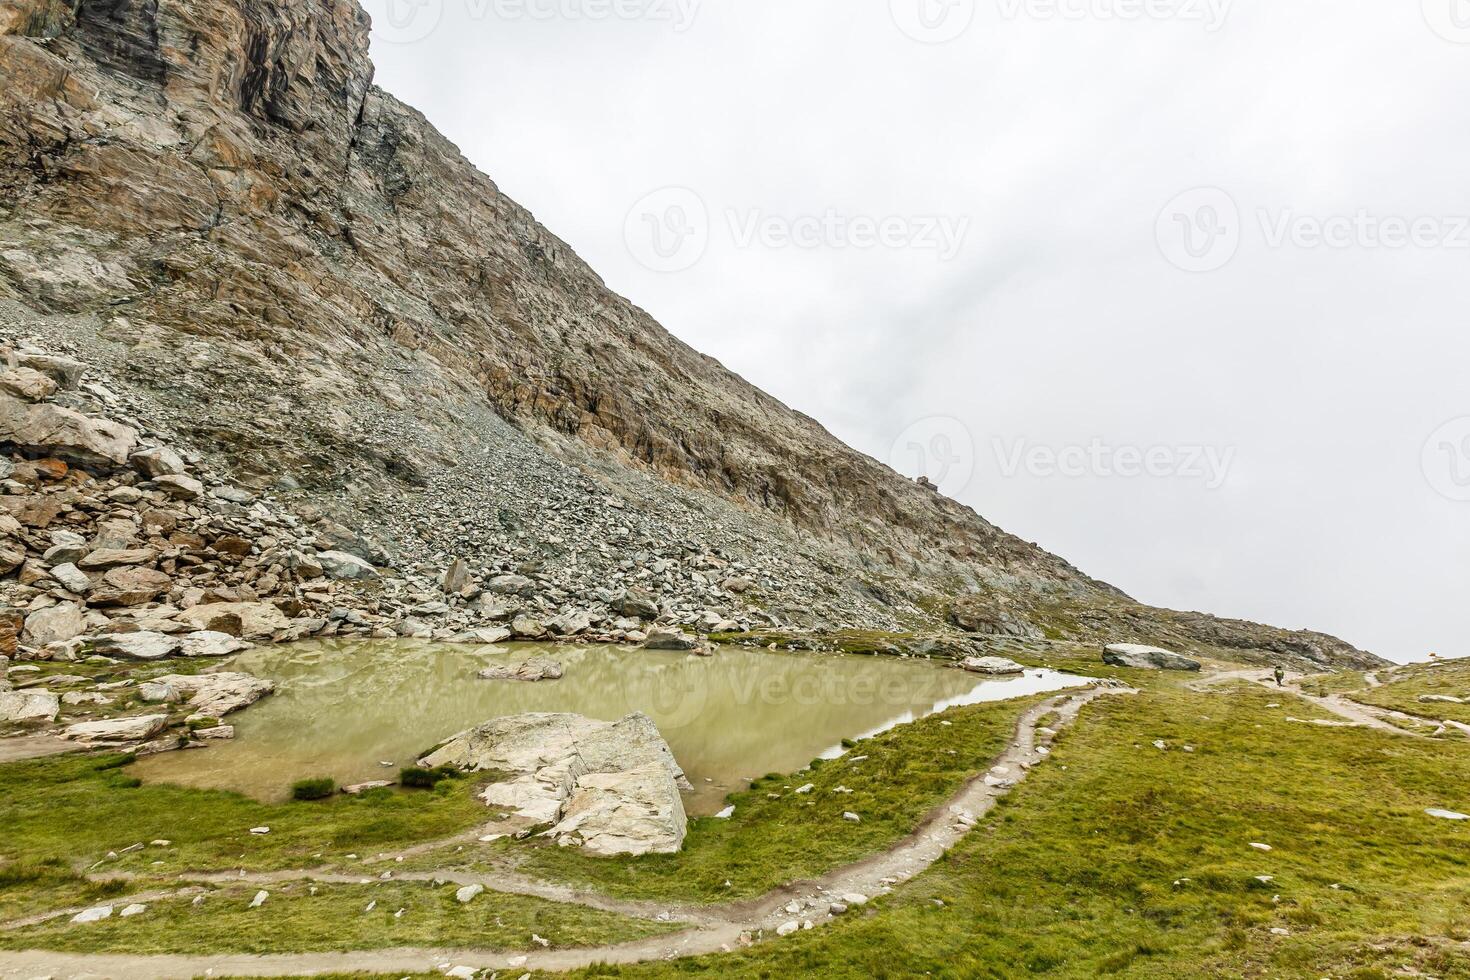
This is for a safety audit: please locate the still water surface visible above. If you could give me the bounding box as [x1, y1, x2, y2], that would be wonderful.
[136, 640, 1088, 813]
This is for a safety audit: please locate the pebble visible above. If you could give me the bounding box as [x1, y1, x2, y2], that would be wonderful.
[248, 891, 269, 909]
[456, 884, 485, 904]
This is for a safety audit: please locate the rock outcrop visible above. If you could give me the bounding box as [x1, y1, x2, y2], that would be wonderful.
[1103, 644, 1203, 672]
[421, 712, 689, 857]
[0, 0, 1384, 669]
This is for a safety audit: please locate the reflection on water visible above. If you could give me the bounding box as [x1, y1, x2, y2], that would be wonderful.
[135, 639, 1088, 814]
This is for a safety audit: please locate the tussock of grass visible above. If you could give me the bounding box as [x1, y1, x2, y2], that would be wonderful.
[290, 777, 337, 801]
[558, 684, 1470, 978]
[0, 880, 675, 956]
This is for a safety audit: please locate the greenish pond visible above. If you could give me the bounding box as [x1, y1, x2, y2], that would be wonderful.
[136, 640, 1088, 813]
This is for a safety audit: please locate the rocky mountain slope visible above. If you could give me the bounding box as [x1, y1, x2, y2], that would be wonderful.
[0, 0, 1383, 670]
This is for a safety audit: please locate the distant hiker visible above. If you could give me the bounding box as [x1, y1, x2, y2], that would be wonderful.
[1273, 666, 1286, 687]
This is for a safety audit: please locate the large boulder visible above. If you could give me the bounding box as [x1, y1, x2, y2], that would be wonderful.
[177, 602, 289, 640]
[22, 602, 85, 646]
[1103, 644, 1202, 672]
[152, 672, 274, 717]
[62, 714, 169, 744]
[0, 689, 59, 723]
[421, 712, 690, 856]
[89, 631, 182, 661]
[613, 588, 660, 619]
[87, 567, 172, 607]
[0, 367, 58, 402]
[15, 352, 86, 389]
[958, 656, 1026, 676]
[179, 631, 253, 658]
[129, 446, 186, 477]
[0, 393, 137, 466]
[77, 548, 158, 571]
[317, 550, 378, 581]
[643, 627, 698, 651]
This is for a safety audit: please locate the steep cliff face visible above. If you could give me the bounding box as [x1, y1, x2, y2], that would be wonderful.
[0, 0, 1382, 666]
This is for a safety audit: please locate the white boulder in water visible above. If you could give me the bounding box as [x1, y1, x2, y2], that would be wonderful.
[421, 712, 690, 857]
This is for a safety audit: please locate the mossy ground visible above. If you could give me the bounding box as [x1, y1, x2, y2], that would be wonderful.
[404, 692, 1051, 904]
[1347, 660, 1470, 727]
[10, 648, 1470, 977]
[552, 682, 1470, 979]
[0, 751, 491, 879]
[0, 879, 676, 955]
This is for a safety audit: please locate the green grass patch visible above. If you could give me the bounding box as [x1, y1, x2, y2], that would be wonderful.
[509, 694, 1048, 904]
[0, 879, 676, 955]
[1348, 660, 1470, 728]
[557, 683, 1470, 978]
[0, 752, 491, 881]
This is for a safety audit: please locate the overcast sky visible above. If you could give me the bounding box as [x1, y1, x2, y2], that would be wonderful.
[362, 0, 1470, 663]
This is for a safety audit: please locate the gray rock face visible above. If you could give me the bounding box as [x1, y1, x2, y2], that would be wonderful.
[477, 657, 564, 682]
[949, 596, 1043, 639]
[1103, 644, 1202, 672]
[421, 712, 689, 856]
[0, 392, 137, 465]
